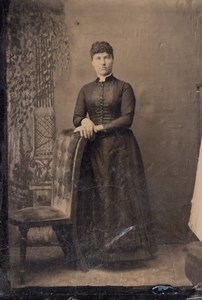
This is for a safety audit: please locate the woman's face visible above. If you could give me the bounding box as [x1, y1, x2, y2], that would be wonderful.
[92, 52, 114, 77]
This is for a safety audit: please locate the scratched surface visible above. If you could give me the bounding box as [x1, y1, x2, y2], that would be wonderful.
[6, 0, 202, 289]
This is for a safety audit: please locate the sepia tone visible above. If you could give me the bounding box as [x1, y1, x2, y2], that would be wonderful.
[6, 0, 202, 289]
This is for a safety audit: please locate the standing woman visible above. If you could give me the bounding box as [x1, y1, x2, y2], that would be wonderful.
[73, 41, 156, 265]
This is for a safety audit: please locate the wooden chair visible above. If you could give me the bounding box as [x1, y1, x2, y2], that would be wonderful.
[9, 129, 87, 284]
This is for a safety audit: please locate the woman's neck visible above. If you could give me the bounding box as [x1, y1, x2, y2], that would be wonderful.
[97, 73, 112, 82]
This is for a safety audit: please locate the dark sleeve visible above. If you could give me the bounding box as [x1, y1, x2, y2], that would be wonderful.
[73, 87, 87, 127]
[103, 83, 136, 130]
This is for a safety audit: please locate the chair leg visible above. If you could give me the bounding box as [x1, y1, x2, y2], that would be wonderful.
[53, 225, 74, 261]
[54, 224, 88, 271]
[63, 225, 75, 262]
[19, 226, 28, 285]
[71, 226, 88, 272]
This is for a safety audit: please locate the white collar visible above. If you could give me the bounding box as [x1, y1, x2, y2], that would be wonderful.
[98, 73, 112, 82]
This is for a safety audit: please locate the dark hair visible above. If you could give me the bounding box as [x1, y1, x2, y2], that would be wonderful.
[90, 41, 114, 59]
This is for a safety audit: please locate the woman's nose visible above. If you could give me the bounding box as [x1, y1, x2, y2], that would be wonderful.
[101, 59, 106, 65]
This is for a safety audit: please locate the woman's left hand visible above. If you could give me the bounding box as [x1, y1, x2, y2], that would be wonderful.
[74, 124, 104, 138]
[74, 117, 95, 139]
[74, 125, 95, 139]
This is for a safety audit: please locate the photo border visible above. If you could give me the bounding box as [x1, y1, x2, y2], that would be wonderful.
[0, 0, 199, 298]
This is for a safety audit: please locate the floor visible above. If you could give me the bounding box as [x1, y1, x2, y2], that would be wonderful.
[10, 244, 192, 288]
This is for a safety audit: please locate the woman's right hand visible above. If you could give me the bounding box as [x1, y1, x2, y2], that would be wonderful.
[74, 118, 95, 139]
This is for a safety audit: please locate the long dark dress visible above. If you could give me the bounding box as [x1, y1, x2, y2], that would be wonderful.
[73, 74, 156, 264]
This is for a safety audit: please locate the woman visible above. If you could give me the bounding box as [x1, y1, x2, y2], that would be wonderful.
[73, 41, 156, 265]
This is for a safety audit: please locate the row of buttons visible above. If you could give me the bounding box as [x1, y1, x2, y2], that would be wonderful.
[99, 83, 104, 123]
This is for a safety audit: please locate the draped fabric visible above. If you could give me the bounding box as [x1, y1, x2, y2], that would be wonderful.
[189, 139, 202, 241]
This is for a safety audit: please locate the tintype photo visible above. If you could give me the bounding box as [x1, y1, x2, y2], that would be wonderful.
[4, 0, 202, 293]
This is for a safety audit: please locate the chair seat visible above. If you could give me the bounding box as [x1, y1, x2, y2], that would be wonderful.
[9, 206, 68, 226]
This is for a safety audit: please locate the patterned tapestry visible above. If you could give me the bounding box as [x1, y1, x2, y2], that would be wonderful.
[7, 0, 70, 212]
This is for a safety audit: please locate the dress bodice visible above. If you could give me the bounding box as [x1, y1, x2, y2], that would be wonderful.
[73, 75, 136, 130]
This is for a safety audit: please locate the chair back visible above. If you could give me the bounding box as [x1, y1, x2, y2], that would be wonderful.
[51, 129, 86, 219]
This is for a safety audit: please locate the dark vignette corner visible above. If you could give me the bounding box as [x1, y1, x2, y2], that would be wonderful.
[0, 0, 10, 284]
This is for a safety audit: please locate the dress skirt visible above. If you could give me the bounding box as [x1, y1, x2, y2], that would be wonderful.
[77, 128, 156, 264]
